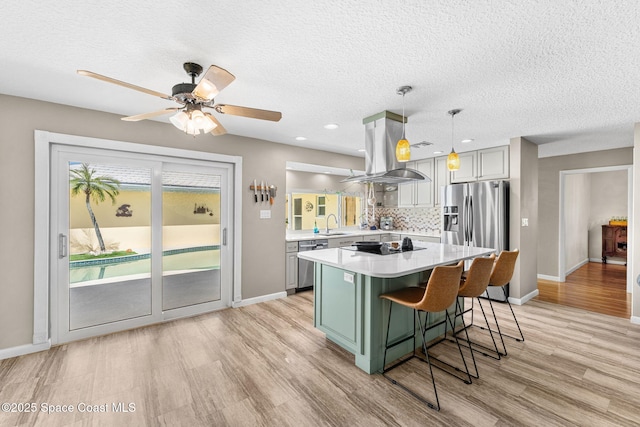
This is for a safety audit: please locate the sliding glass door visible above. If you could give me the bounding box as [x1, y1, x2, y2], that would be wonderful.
[161, 164, 227, 310]
[52, 145, 232, 343]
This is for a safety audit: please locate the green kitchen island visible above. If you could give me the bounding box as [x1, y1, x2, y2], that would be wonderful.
[297, 242, 495, 374]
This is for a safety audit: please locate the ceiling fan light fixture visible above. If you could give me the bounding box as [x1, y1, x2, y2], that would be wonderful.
[200, 114, 217, 133]
[192, 79, 218, 101]
[170, 107, 217, 135]
[170, 110, 190, 130]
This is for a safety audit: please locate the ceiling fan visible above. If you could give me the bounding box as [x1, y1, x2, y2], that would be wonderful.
[77, 62, 282, 136]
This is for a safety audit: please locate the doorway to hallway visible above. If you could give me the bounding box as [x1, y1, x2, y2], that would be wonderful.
[536, 262, 629, 318]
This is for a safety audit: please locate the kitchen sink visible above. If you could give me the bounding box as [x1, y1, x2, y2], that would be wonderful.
[317, 232, 353, 236]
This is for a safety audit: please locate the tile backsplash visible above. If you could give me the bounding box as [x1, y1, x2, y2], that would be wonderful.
[366, 206, 441, 233]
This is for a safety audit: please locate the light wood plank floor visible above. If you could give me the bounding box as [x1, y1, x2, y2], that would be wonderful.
[1, 292, 640, 426]
[536, 262, 630, 318]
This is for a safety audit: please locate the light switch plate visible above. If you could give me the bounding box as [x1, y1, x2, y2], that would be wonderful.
[522, 218, 529, 227]
[260, 210, 271, 219]
[343, 272, 354, 283]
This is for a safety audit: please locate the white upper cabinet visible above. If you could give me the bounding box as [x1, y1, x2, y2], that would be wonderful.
[398, 159, 434, 208]
[434, 156, 451, 206]
[451, 146, 509, 183]
[451, 152, 478, 183]
[477, 146, 510, 180]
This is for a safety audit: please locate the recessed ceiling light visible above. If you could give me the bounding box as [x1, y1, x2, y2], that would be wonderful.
[324, 123, 339, 130]
[357, 148, 366, 152]
[324, 171, 332, 174]
[461, 139, 474, 143]
[295, 136, 307, 141]
[433, 150, 443, 155]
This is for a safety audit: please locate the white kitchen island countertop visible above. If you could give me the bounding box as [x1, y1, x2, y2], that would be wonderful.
[297, 242, 495, 278]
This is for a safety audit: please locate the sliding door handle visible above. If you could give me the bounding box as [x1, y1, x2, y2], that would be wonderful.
[58, 233, 67, 258]
[222, 228, 227, 246]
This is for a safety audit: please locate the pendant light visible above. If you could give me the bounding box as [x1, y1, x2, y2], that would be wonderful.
[447, 109, 462, 171]
[395, 86, 412, 162]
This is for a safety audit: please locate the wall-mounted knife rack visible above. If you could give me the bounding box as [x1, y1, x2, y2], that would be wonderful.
[250, 180, 277, 204]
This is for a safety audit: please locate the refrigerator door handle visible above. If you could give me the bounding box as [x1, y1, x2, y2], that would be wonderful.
[469, 195, 473, 243]
[463, 195, 469, 243]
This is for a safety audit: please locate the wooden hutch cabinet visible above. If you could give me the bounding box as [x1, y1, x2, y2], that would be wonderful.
[602, 225, 627, 263]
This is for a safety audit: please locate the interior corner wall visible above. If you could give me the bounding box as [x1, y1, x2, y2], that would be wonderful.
[564, 173, 590, 272]
[509, 137, 538, 301]
[537, 147, 633, 278]
[632, 122, 640, 320]
[0, 94, 364, 351]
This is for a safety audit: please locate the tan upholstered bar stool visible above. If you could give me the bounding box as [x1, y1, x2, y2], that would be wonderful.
[379, 261, 467, 411]
[453, 254, 503, 368]
[479, 249, 523, 356]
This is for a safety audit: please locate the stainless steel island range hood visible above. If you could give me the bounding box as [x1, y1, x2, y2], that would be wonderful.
[342, 111, 431, 184]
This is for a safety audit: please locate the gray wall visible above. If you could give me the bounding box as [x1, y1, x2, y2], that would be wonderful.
[0, 94, 364, 350]
[537, 148, 632, 277]
[564, 173, 590, 272]
[286, 170, 360, 194]
[509, 137, 539, 300]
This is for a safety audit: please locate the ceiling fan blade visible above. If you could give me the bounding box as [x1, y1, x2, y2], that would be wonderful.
[192, 65, 236, 101]
[77, 70, 173, 100]
[121, 108, 180, 122]
[204, 113, 227, 135]
[214, 104, 282, 122]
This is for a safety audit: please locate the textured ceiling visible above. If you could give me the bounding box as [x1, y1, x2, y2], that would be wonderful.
[2, 1, 640, 160]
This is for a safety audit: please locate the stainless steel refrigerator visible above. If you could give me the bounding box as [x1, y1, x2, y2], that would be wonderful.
[441, 180, 509, 301]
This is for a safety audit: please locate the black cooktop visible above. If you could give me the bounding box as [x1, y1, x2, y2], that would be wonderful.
[341, 245, 426, 256]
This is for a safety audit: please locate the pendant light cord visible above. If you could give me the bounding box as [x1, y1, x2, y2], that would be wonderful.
[451, 111, 454, 152]
[402, 93, 406, 139]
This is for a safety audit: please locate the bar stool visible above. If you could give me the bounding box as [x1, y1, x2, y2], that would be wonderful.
[379, 261, 466, 411]
[453, 254, 503, 366]
[479, 249, 523, 356]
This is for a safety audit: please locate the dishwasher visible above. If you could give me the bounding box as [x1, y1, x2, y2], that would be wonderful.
[297, 239, 328, 291]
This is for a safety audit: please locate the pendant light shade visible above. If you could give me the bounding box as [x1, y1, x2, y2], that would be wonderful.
[396, 138, 411, 162]
[447, 109, 462, 171]
[447, 149, 460, 170]
[395, 86, 412, 162]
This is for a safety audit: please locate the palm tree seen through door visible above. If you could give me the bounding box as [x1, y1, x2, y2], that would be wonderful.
[70, 163, 120, 254]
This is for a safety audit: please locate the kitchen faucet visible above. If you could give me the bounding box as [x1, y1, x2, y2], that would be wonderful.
[325, 214, 338, 234]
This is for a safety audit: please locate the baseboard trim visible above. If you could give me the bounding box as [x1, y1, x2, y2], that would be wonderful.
[589, 257, 626, 266]
[566, 259, 589, 276]
[509, 289, 539, 306]
[537, 274, 560, 282]
[232, 291, 287, 308]
[0, 340, 51, 361]
[631, 316, 640, 325]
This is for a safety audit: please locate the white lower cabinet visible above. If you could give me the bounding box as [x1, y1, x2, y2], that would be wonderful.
[401, 234, 440, 244]
[361, 234, 382, 242]
[380, 233, 401, 242]
[328, 236, 361, 248]
[285, 241, 298, 290]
